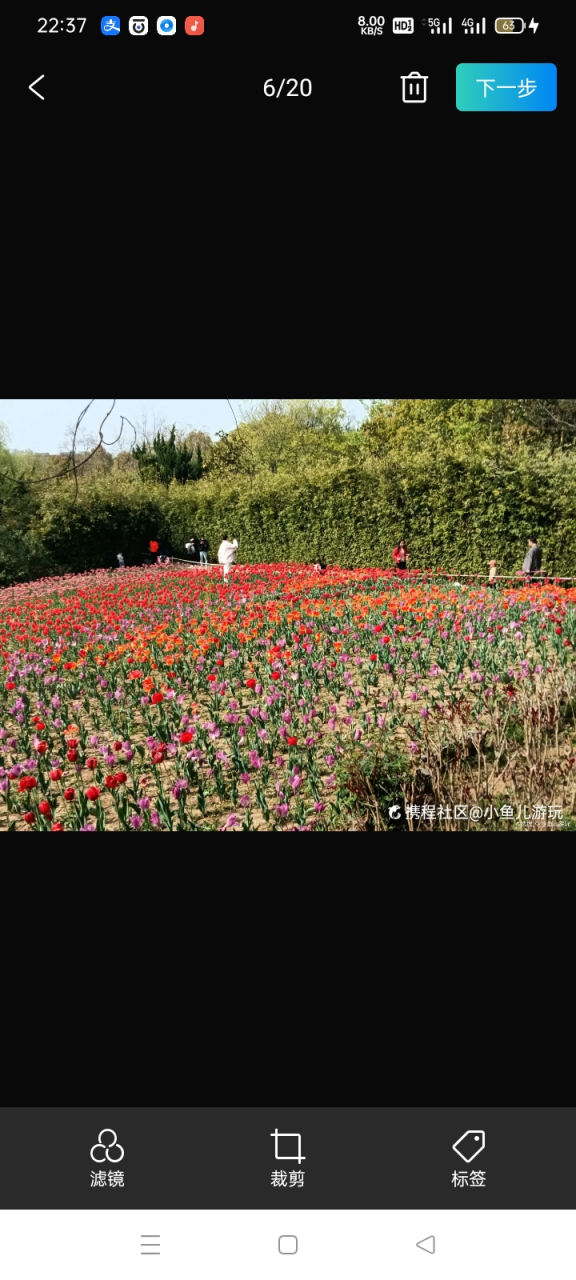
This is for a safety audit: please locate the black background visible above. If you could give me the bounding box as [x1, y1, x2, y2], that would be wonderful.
[0, 1107, 574, 1208]
[1, 4, 571, 304]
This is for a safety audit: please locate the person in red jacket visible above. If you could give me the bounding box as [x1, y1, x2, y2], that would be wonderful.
[393, 540, 409, 571]
[148, 538, 159, 565]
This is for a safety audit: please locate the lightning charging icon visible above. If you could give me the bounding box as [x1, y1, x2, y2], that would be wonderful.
[529, 17, 539, 32]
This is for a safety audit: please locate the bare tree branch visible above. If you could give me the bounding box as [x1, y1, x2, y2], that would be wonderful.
[119, 415, 138, 447]
[510, 399, 576, 436]
[1, 400, 241, 496]
[0, 399, 123, 496]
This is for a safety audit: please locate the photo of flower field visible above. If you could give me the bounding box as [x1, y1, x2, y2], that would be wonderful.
[2, 563, 575, 832]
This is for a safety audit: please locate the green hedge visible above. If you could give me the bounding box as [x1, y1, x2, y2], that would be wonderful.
[19, 447, 576, 580]
[32, 483, 169, 574]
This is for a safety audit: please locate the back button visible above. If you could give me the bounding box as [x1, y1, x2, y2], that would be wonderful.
[29, 75, 45, 99]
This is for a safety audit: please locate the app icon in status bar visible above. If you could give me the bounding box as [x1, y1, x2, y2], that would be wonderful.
[185, 15, 204, 34]
[101, 15, 120, 34]
[456, 63, 556, 109]
[157, 15, 176, 34]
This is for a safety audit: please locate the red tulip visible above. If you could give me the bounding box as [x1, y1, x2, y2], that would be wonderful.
[86, 786, 100, 801]
[152, 692, 164, 704]
[64, 787, 75, 801]
[86, 757, 98, 770]
[50, 769, 63, 781]
[270, 671, 281, 680]
[23, 811, 36, 825]
[39, 800, 52, 817]
[37, 741, 47, 754]
[51, 823, 64, 831]
[287, 737, 298, 746]
[246, 678, 256, 688]
[105, 775, 119, 790]
[114, 740, 123, 750]
[180, 732, 193, 743]
[114, 771, 128, 784]
[369, 654, 377, 661]
[67, 749, 78, 762]
[18, 776, 37, 792]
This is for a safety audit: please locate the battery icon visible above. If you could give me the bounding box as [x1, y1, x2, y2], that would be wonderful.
[495, 17, 526, 32]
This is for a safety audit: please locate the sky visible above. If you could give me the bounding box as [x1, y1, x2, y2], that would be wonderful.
[0, 399, 365, 454]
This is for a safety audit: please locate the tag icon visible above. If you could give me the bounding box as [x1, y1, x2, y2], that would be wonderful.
[452, 1129, 485, 1162]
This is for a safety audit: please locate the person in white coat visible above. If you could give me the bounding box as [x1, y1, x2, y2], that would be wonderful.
[217, 535, 238, 581]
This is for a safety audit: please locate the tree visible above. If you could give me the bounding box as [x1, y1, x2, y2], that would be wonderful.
[361, 399, 576, 456]
[73, 445, 114, 476]
[113, 450, 139, 473]
[510, 400, 576, 447]
[207, 425, 258, 487]
[207, 399, 355, 481]
[0, 437, 48, 586]
[182, 429, 214, 462]
[132, 424, 203, 486]
[360, 399, 514, 456]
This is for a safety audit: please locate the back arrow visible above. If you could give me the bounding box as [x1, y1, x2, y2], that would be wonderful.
[29, 75, 45, 99]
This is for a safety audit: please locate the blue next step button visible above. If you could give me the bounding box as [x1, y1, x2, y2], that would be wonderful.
[456, 64, 557, 110]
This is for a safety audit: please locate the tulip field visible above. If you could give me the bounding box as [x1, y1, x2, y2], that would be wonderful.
[1, 564, 576, 832]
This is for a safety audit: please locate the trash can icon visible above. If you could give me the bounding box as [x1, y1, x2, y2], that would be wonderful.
[401, 70, 428, 102]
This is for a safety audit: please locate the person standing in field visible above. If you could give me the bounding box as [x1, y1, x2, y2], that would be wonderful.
[199, 536, 210, 566]
[522, 536, 542, 583]
[393, 540, 409, 571]
[148, 538, 159, 564]
[488, 559, 497, 587]
[218, 535, 238, 582]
